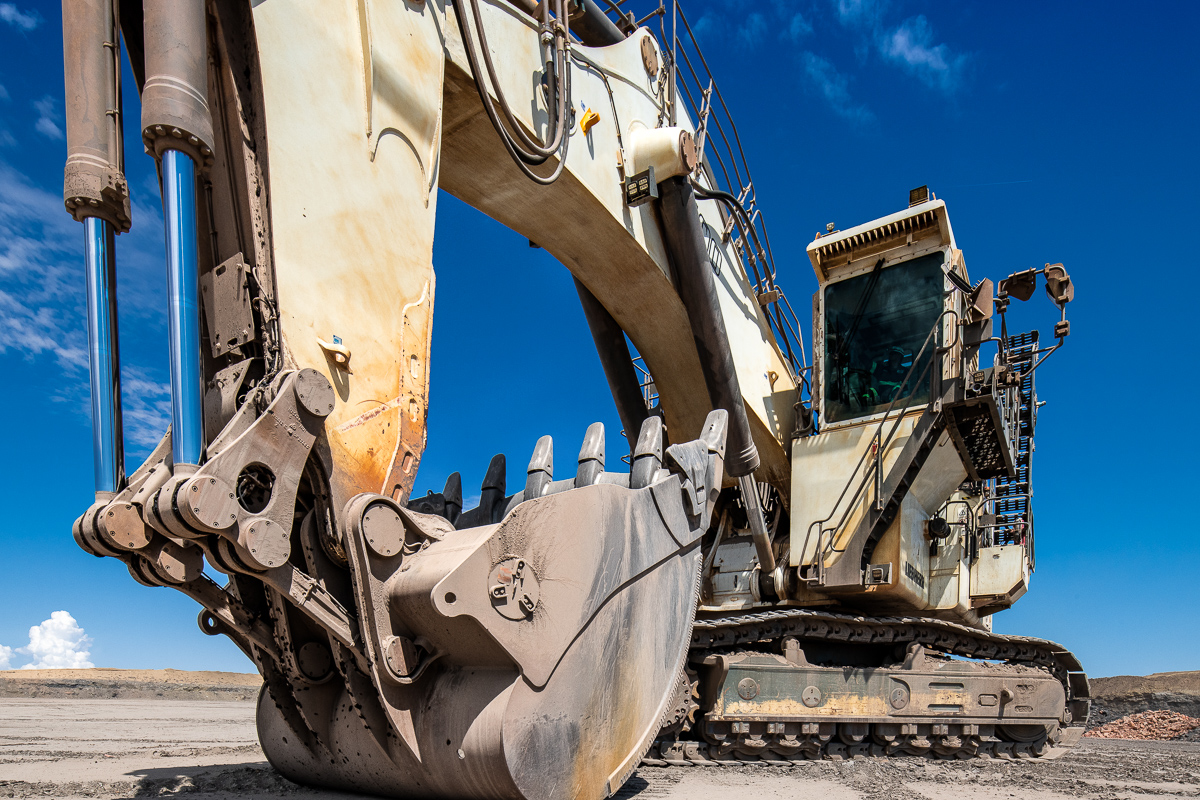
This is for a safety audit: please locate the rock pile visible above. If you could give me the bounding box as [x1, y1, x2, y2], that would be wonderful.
[1085, 709, 1200, 740]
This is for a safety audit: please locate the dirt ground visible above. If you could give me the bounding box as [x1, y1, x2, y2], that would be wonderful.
[1, 672, 1198, 800]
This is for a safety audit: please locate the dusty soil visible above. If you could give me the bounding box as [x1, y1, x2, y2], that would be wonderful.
[0, 670, 1198, 799]
[0, 669, 262, 702]
[0, 698, 1197, 800]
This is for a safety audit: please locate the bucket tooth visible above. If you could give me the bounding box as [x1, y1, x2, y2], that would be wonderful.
[405, 471, 464, 524]
[525, 436, 553, 499]
[575, 422, 604, 487]
[481, 454, 506, 522]
[455, 454, 506, 529]
[631, 416, 664, 489]
[443, 472, 462, 525]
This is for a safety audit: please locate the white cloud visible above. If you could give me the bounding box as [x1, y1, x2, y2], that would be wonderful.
[0, 644, 13, 670]
[831, 2, 966, 95]
[835, 0, 885, 27]
[691, 2, 815, 46]
[0, 166, 89, 369]
[33, 96, 64, 141]
[0, 164, 91, 370]
[739, 11, 768, 45]
[803, 52, 874, 124]
[1, 83, 16, 147]
[17, 611, 94, 670]
[881, 15, 966, 93]
[788, 12, 814, 40]
[121, 369, 173, 449]
[0, 3, 39, 31]
[690, 11, 718, 41]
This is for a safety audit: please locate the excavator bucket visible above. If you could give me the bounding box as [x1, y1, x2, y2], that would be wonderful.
[255, 411, 728, 799]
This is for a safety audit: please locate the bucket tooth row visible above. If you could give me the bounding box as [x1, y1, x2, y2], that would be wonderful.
[410, 417, 669, 530]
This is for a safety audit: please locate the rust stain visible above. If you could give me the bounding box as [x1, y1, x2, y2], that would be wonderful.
[379, 278, 432, 502]
[334, 396, 404, 432]
[725, 694, 883, 717]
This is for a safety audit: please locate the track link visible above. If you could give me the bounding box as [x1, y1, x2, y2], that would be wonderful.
[644, 606, 1089, 766]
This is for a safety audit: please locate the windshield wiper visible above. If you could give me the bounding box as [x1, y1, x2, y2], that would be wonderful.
[831, 257, 885, 367]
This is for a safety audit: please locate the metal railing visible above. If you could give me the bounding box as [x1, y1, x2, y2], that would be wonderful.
[630, 349, 660, 409]
[977, 330, 1038, 565]
[600, 0, 809, 384]
[801, 310, 956, 581]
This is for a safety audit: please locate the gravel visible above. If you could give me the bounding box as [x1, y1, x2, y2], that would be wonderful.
[1084, 710, 1200, 741]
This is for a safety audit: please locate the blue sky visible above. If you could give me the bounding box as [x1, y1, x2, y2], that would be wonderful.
[0, 0, 1196, 677]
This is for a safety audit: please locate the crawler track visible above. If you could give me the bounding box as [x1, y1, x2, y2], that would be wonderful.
[644, 606, 1090, 765]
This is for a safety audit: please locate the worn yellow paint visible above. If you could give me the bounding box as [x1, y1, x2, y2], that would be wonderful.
[252, 0, 444, 504]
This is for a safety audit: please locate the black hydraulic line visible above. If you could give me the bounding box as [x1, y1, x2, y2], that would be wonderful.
[451, 0, 571, 185]
[467, 0, 567, 161]
[657, 176, 759, 478]
[574, 277, 649, 454]
[691, 181, 803, 374]
[569, 0, 626, 46]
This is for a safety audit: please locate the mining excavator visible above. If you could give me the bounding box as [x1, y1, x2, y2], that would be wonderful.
[61, 0, 1088, 796]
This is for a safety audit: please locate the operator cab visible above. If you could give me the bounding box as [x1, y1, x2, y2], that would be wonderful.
[807, 188, 962, 429]
[788, 189, 973, 609]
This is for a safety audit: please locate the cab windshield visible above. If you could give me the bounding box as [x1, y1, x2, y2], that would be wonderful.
[823, 252, 945, 423]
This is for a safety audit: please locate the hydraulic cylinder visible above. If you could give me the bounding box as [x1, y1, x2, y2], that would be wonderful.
[161, 149, 204, 466]
[658, 176, 760, 478]
[574, 277, 649, 453]
[142, 0, 215, 466]
[82, 217, 126, 494]
[62, 0, 131, 494]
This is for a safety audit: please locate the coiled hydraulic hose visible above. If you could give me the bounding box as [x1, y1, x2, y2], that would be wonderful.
[452, 0, 573, 185]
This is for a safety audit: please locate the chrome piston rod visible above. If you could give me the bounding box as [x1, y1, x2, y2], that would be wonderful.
[161, 149, 204, 467]
[83, 217, 125, 493]
[141, 0, 215, 468]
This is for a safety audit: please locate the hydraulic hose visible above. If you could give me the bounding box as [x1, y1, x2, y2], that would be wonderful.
[692, 179, 801, 373]
[658, 176, 760, 478]
[574, 278, 649, 453]
[453, 0, 572, 184]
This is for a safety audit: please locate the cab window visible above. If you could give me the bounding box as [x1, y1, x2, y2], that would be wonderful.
[823, 252, 945, 423]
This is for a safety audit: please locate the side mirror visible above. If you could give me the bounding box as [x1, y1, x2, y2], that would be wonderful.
[1043, 263, 1073, 307]
[998, 269, 1036, 301]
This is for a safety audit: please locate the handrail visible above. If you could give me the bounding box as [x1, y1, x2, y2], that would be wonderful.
[800, 309, 956, 580]
[602, 1, 809, 381]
